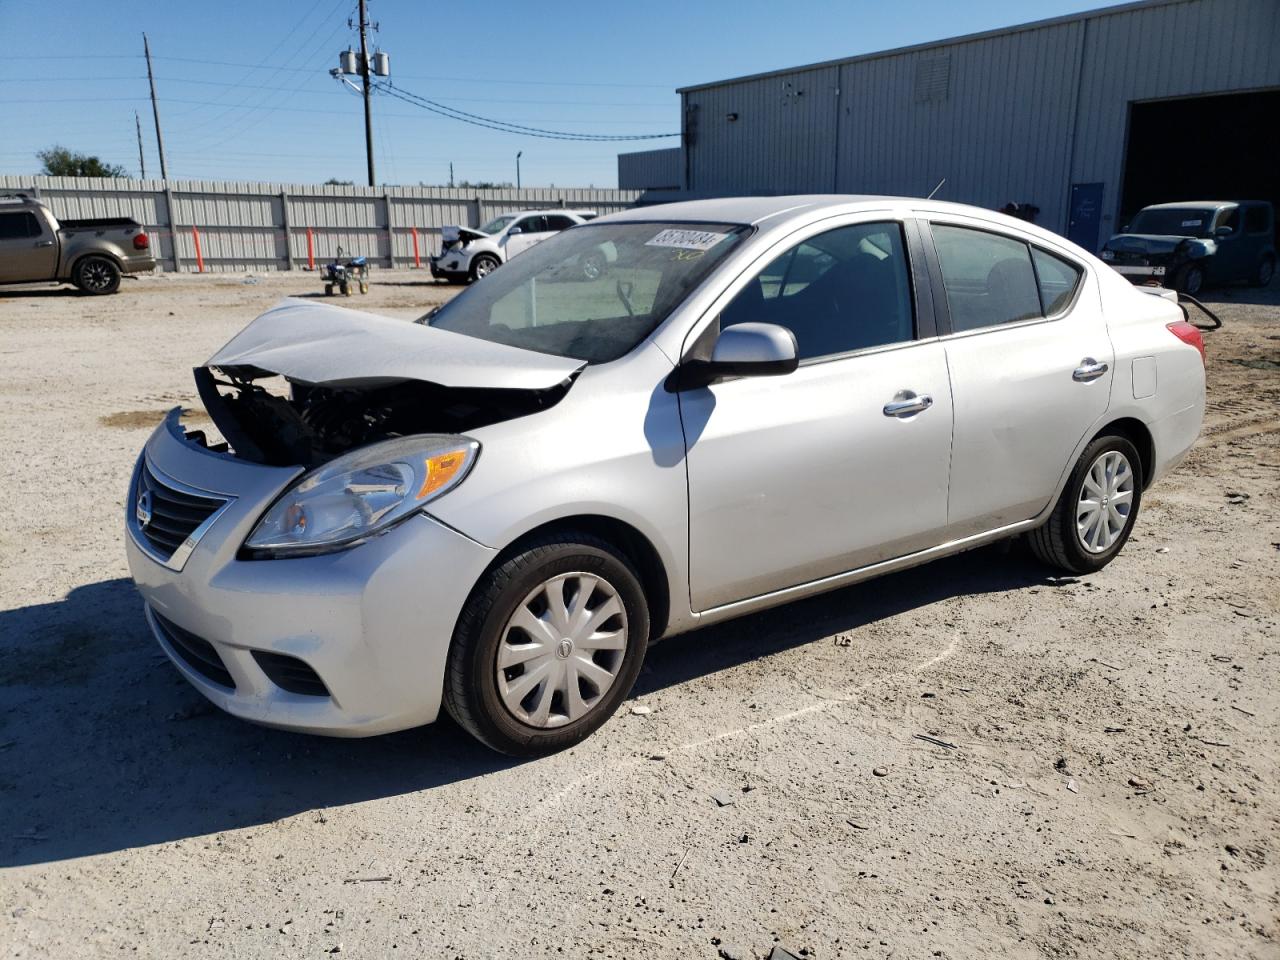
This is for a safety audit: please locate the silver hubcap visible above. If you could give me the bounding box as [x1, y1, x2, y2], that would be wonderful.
[496, 572, 628, 728]
[1077, 450, 1135, 554]
[475, 258, 494, 277]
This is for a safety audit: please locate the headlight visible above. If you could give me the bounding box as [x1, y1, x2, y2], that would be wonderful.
[1100, 249, 1114, 260]
[244, 434, 479, 556]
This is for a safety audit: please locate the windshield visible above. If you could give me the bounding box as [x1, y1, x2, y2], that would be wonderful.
[479, 215, 516, 235]
[422, 221, 748, 363]
[1127, 207, 1218, 237]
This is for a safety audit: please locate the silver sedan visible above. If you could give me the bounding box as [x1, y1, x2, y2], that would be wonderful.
[125, 196, 1206, 754]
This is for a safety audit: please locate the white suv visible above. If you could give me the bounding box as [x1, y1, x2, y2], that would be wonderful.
[431, 209, 597, 283]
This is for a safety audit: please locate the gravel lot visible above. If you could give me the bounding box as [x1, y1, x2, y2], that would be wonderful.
[1, 270, 1276, 959]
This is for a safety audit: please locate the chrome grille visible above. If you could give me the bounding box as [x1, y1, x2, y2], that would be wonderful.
[131, 459, 229, 567]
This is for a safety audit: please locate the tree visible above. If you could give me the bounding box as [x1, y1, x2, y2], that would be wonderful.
[458, 180, 514, 190]
[37, 145, 127, 178]
[324, 178, 355, 186]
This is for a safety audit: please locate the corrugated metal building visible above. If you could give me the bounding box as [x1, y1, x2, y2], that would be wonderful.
[617, 148, 683, 192]
[671, 0, 1279, 249]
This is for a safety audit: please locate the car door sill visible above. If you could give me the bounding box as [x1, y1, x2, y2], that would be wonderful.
[692, 517, 1042, 625]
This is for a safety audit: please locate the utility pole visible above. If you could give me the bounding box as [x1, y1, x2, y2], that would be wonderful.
[357, 0, 376, 186]
[516, 150, 522, 189]
[143, 33, 168, 180]
[134, 112, 146, 179]
[449, 162, 454, 188]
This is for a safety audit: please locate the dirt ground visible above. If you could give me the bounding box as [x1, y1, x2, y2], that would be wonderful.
[0, 269, 1276, 960]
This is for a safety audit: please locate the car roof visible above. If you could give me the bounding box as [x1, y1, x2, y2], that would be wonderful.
[1140, 200, 1236, 210]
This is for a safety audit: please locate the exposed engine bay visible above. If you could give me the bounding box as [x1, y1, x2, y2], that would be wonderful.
[193, 364, 572, 468]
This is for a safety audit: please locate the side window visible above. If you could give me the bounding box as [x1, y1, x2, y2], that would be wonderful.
[1031, 248, 1083, 315]
[515, 215, 548, 234]
[931, 224, 1042, 332]
[1244, 205, 1270, 235]
[1214, 207, 1240, 234]
[721, 221, 915, 361]
[0, 212, 40, 240]
[544, 215, 575, 231]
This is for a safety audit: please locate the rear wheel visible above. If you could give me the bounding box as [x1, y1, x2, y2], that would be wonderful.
[359, 280, 369, 294]
[1251, 254, 1275, 288]
[444, 533, 650, 756]
[1028, 435, 1143, 574]
[339, 280, 350, 296]
[324, 283, 334, 296]
[73, 256, 121, 295]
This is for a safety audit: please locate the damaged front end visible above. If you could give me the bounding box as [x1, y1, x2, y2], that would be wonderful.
[188, 298, 584, 468]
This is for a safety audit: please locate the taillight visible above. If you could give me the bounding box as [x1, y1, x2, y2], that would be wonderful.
[1166, 320, 1205, 364]
[133, 232, 150, 250]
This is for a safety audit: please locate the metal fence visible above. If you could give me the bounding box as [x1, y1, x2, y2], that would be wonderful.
[0, 176, 641, 273]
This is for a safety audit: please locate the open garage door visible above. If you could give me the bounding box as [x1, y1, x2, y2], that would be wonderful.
[1120, 90, 1280, 236]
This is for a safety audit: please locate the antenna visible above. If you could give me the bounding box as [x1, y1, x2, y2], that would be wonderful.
[926, 178, 946, 200]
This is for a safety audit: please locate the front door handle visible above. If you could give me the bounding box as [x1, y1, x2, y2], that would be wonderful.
[1073, 358, 1109, 382]
[883, 390, 933, 418]
[34, 240, 55, 247]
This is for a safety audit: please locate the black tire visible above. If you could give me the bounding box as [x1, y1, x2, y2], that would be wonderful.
[443, 533, 651, 756]
[359, 280, 369, 294]
[1174, 263, 1205, 296]
[469, 254, 500, 282]
[73, 256, 121, 295]
[324, 283, 333, 296]
[1029, 435, 1143, 575]
[1250, 254, 1275, 288]
[339, 281, 350, 296]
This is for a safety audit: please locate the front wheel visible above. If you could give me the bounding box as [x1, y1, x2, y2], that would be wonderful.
[470, 254, 500, 282]
[74, 256, 121, 295]
[444, 534, 651, 756]
[1175, 263, 1205, 296]
[1028, 435, 1143, 574]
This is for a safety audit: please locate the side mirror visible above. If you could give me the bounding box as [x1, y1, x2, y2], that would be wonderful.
[507, 226, 523, 236]
[1215, 225, 1233, 238]
[670, 322, 798, 390]
[1119, 224, 1130, 233]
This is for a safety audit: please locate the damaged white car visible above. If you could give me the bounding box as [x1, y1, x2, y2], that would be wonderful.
[430, 208, 598, 283]
[126, 196, 1205, 755]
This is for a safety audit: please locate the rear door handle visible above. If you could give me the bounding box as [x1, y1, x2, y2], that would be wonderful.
[34, 240, 55, 247]
[883, 391, 933, 418]
[1073, 358, 1109, 382]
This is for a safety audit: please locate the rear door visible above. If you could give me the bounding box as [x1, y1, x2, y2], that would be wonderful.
[0, 210, 57, 282]
[681, 216, 954, 611]
[922, 216, 1112, 539]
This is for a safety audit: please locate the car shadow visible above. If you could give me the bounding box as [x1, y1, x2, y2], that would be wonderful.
[0, 286, 79, 299]
[0, 545, 1060, 867]
[1196, 279, 1279, 308]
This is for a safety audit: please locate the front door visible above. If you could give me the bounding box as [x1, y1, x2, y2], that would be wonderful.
[0, 210, 57, 283]
[504, 215, 550, 259]
[681, 219, 953, 611]
[924, 218, 1114, 538]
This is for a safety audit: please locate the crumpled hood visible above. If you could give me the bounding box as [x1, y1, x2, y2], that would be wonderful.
[205, 298, 584, 390]
[441, 224, 489, 245]
[1105, 233, 1215, 257]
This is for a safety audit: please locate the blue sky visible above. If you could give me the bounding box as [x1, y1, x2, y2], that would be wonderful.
[1, 0, 1103, 188]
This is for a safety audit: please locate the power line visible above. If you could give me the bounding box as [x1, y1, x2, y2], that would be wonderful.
[374, 82, 679, 142]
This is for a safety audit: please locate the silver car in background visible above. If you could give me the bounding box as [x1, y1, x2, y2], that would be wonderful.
[125, 196, 1205, 755]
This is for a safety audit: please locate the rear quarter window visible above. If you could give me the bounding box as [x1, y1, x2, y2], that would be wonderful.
[1031, 248, 1083, 315]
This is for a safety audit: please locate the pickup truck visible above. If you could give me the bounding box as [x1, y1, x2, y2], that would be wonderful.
[0, 193, 156, 294]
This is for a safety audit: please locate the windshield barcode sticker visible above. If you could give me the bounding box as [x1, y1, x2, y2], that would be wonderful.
[1181, 219, 1202, 227]
[646, 228, 728, 251]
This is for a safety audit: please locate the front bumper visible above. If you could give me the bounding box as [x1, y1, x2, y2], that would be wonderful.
[430, 253, 469, 279]
[125, 410, 497, 737]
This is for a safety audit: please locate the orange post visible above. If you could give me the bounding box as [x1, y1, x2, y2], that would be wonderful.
[191, 226, 204, 273]
[411, 227, 421, 268]
[306, 227, 315, 270]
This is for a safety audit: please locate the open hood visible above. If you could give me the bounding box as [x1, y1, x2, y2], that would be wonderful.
[441, 224, 489, 245]
[205, 298, 584, 390]
[1105, 234, 1197, 255]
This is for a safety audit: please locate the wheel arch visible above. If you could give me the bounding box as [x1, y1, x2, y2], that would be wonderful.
[1091, 417, 1156, 489]
[67, 250, 124, 286]
[480, 514, 672, 642]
